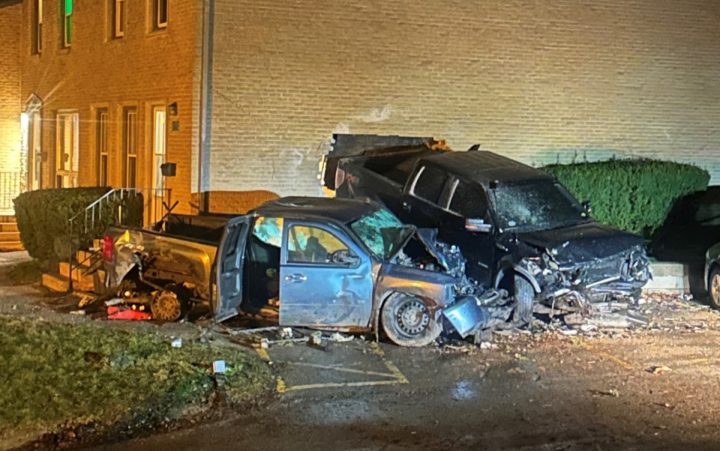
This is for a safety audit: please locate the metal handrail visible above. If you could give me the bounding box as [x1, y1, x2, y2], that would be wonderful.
[66, 187, 172, 292]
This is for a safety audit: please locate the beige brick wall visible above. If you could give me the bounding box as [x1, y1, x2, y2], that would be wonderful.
[20, 0, 201, 212]
[0, 2, 21, 174]
[208, 0, 720, 196]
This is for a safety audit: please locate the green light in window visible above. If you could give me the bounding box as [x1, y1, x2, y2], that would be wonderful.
[65, 0, 72, 15]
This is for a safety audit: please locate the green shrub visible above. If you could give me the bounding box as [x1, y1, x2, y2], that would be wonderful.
[13, 188, 144, 262]
[543, 159, 710, 237]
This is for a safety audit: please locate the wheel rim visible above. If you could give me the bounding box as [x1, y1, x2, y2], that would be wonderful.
[153, 291, 182, 321]
[712, 275, 720, 304]
[395, 299, 430, 336]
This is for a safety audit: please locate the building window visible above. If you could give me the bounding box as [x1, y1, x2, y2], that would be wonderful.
[32, 0, 43, 54]
[96, 109, 109, 186]
[56, 112, 79, 188]
[62, 0, 73, 47]
[112, 0, 125, 38]
[122, 107, 138, 188]
[153, 0, 168, 30]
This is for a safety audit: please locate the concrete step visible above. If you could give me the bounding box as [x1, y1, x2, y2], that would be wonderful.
[42, 272, 95, 293]
[0, 222, 18, 233]
[41, 273, 69, 293]
[75, 250, 98, 267]
[0, 231, 20, 242]
[0, 241, 24, 252]
[0, 215, 16, 223]
[643, 261, 688, 294]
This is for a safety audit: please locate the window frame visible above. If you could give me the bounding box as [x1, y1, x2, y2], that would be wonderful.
[153, 0, 168, 30]
[96, 109, 109, 186]
[283, 222, 358, 267]
[447, 177, 492, 221]
[122, 107, 138, 188]
[408, 164, 452, 208]
[112, 0, 126, 38]
[61, 0, 72, 48]
[32, 0, 43, 54]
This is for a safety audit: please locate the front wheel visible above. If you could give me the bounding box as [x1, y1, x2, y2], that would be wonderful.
[513, 275, 535, 325]
[381, 293, 442, 347]
[709, 267, 720, 310]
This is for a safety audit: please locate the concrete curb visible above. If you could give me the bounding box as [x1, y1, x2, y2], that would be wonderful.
[644, 261, 689, 294]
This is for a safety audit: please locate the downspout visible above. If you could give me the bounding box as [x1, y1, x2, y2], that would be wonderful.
[197, 0, 215, 213]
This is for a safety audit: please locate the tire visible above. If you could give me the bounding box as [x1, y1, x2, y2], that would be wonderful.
[709, 267, 720, 310]
[513, 275, 535, 325]
[381, 293, 442, 347]
[151, 285, 189, 322]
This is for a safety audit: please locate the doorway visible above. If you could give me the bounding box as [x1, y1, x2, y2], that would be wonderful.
[150, 106, 167, 222]
[55, 112, 79, 188]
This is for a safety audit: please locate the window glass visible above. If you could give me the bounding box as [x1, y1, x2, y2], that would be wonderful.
[287, 226, 349, 264]
[449, 180, 488, 218]
[413, 165, 448, 205]
[252, 217, 283, 247]
[63, 0, 73, 47]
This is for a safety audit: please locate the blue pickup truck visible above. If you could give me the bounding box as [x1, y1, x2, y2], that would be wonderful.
[105, 197, 512, 346]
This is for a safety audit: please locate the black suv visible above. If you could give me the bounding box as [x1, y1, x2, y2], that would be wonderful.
[323, 134, 650, 318]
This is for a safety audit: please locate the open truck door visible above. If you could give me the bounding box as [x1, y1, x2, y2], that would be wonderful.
[214, 216, 251, 321]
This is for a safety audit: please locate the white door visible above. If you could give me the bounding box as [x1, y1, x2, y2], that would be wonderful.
[56, 113, 79, 188]
[151, 106, 166, 222]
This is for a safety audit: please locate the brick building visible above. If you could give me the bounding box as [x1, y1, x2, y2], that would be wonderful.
[3, 0, 720, 215]
[0, 0, 22, 214]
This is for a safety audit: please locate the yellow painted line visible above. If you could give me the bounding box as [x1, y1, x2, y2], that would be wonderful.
[571, 338, 634, 370]
[382, 359, 409, 384]
[254, 347, 271, 361]
[369, 341, 385, 357]
[288, 361, 399, 378]
[285, 379, 403, 392]
[276, 377, 287, 394]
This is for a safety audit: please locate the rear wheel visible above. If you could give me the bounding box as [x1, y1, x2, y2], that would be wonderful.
[709, 267, 720, 310]
[381, 293, 441, 347]
[151, 285, 189, 321]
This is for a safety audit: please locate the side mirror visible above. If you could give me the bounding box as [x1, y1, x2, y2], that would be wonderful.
[330, 249, 360, 266]
[465, 218, 492, 233]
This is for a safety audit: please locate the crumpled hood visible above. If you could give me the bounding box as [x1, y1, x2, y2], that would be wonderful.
[518, 221, 644, 265]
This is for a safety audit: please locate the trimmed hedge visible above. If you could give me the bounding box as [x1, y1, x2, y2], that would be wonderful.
[543, 159, 710, 237]
[13, 188, 144, 262]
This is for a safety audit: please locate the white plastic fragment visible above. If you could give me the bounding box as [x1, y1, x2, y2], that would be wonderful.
[213, 360, 226, 374]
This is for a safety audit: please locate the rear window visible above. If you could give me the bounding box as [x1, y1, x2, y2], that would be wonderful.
[412, 165, 448, 205]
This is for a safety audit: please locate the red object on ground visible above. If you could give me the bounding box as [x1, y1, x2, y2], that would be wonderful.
[102, 235, 114, 262]
[107, 306, 151, 321]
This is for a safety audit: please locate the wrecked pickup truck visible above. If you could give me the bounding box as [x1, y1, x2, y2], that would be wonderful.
[322, 134, 651, 319]
[104, 197, 518, 346]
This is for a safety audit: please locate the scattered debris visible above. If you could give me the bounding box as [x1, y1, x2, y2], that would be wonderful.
[107, 306, 151, 321]
[171, 337, 183, 348]
[591, 388, 620, 398]
[212, 360, 226, 375]
[647, 365, 673, 375]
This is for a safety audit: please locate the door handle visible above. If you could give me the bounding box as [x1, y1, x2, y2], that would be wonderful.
[285, 273, 307, 283]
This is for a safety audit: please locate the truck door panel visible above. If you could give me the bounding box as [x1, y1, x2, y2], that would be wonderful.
[215, 216, 251, 321]
[279, 221, 374, 328]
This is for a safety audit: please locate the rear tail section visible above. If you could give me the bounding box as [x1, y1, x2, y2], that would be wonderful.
[321, 134, 444, 190]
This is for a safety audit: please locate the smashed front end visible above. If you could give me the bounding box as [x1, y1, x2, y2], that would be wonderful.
[388, 228, 516, 339]
[518, 243, 651, 313]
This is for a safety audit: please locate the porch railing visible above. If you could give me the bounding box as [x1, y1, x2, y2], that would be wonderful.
[0, 172, 21, 215]
[66, 187, 173, 291]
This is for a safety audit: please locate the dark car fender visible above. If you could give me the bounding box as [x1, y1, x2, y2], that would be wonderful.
[493, 262, 542, 294]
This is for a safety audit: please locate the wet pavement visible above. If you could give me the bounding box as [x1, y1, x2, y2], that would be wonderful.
[94, 308, 720, 451]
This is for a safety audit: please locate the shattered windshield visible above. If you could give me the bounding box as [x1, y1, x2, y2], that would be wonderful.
[491, 181, 587, 232]
[350, 208, 414, 260]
